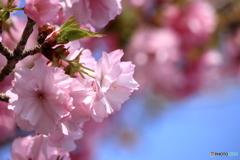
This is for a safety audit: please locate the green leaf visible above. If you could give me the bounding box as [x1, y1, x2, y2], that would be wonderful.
[56, 15, 104, 43]
[59, 15, 79, 31]
[61, 29, 104, 42]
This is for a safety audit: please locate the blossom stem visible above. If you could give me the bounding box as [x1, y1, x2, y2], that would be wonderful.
[79, 70, 86, 79]
[80, 64, 95, 72]
[77, 68, 95, 78]
[8, 8, 24, 11]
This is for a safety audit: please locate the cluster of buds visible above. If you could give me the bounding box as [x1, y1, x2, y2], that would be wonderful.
[37, 24, 56, 44]
[45, 30, 69, 47]
[38, 25, 70, 61]
[51, 45, 70, 67]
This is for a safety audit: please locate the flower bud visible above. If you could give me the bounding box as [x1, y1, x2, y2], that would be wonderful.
[54, 45, 70, 57]
[38, 24, 56, 35]
[45, 31, 60, 47]
[38, 25, 56, 44]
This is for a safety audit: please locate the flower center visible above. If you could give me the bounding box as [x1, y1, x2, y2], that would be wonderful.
[38, 93, 44, 99]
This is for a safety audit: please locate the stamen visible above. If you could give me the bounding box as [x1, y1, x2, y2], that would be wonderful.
[38, 93, 44, 99]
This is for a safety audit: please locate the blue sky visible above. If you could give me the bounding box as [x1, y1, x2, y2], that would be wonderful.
[94, 82, 240, 160]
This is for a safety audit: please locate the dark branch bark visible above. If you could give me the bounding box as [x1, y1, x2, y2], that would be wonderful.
[0, 42, 13, 59]
[21, 44, 43, 60]
[0, 92, 9, 103]
[14, 17, 35, 58]
[0, 17, 36, 81]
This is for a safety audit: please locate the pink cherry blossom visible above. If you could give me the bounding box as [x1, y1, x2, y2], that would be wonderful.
[60, 0, 122, 28]
[10, 136, 33, 160]
[65, 48, 139, 122]
[197, 49, 224, 88]
[66, 47, 97, 121]
[0, 55, 16, 141]
[47, 122, 83, 151]
[24, 0, 61, 25]
[126, 25, 204, 99]
[68, 77, 94, 123]
[126, 25, 181, 92]
[10, 135, 70, 160]
[70, 119, 109, 160]
[91, 50, 139, 122]
[66, 48, 98, 123]
[127, 0, 161, 12]
[165, 0, 217, 47]
[0, 101, 15, 141]
[225, 27, 240, 76]
[7, 57, 74, 134]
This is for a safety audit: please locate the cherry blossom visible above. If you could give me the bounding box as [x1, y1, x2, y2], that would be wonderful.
[7, 58, 74, 134]
[47, 122, 83, 151]
[91, 50, 139, 122]
[65, 47, 139, 122]
[0, 0, 240, 159]
[0, 0, 141, 158]
[10, 135, 70, 160]
[0, 55, 15, 141]
[60, 0, 122, 28]
[126, 25, 181, 94]
[0, 101, 15, 141]
[24, 0, 61, 25]
[165, 0, 217, 47]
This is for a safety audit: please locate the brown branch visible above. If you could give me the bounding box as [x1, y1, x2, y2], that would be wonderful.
[0, 42, 13, 59]
[21, 44, 43, 59]
[14, 17, 36, 58]
[0, 17, 36, 81]
[0, 92, 9, 103]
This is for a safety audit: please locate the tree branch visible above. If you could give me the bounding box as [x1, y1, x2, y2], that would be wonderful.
[21, 44, 43, 59]
[0, 92, 9, 103]
[14, 17, 36, 58]
[0, 42, 13, 59]
[0, 17, 36, 81]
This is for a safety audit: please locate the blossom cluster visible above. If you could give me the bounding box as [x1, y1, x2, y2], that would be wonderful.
[7, 49, 138, 159]
[24, 0, 122, 28]
[85, 0, 240, 102]
[0, 0, 139, 159]
[125, 0, 220, 99]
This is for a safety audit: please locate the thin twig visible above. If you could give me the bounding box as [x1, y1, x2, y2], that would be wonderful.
[0, 92, 9, 103]
[21, 44, 43, 59]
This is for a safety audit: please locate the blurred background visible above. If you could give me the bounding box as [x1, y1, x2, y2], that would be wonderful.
[1, 0, 240, 159]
